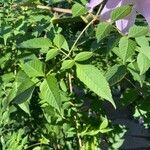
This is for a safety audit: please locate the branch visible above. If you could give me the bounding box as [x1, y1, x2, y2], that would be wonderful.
[37, 5, 72, 14]
[13, 3, 72, 14]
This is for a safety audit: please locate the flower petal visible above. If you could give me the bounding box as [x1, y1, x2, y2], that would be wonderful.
[116, 9, 136, 34]
[101, 0, 133, 21]
[101, 0, 122, 21]
[135, 0, 150, 25]
[87, 0, 103, 12]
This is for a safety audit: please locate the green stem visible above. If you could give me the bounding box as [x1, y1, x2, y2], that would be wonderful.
[63, 2, 106, 61]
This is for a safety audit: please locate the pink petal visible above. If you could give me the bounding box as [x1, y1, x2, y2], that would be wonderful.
[87, 0, 103, 12]
[116, 9, 136, 34]
[135, 0, 150, 25]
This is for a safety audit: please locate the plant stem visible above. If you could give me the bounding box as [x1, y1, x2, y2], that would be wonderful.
[68, 73, 73, 94]
[37, 5, 72, 14]
[25, 143, 51, 149]
[12, 3, 72, 14]
[63, 1, 106, 61]
[74, 116, 83, 150]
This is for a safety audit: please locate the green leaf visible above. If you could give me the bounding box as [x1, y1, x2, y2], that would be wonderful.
[18, 101, 30, 115]
[80, 119, 111, 136]
[96, 22, 113, 42]
[6, 71, 31, 104]
[18, 37, 52, 49]
[139, 46, 150, 61]
[74, 52, 93, 62]
[119, 37, 136, 63]
[137, 52, 150, 75]
[53, 34, 69, 51]
[111, 5, 132, 22]
[12, 79, 35, 104]
[76, 64, 116, 108]
[105, 64, 126, 86]
[16, 70, 31, 83]
[128, 25, 149, 38]
[21, 57, 44, 77]
[100, 118, 108, 130]
[100, 128, 112, 133]
[135, 36, 149, 47]
[61, 60, 75, 70]
[72, 3, 87, 17]
[112, 47, 122, 58]
[40, 75, 61, 112]
[46, 48, 59, 61]
[59, 79, 67, 92]
[128, 62, 145, 86]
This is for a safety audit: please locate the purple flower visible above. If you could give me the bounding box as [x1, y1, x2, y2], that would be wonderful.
[87, 0, 103, 12]
[87, 0, 150, 33]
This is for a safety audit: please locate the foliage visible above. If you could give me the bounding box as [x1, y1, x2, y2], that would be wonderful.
[0, 0, 150, 149]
